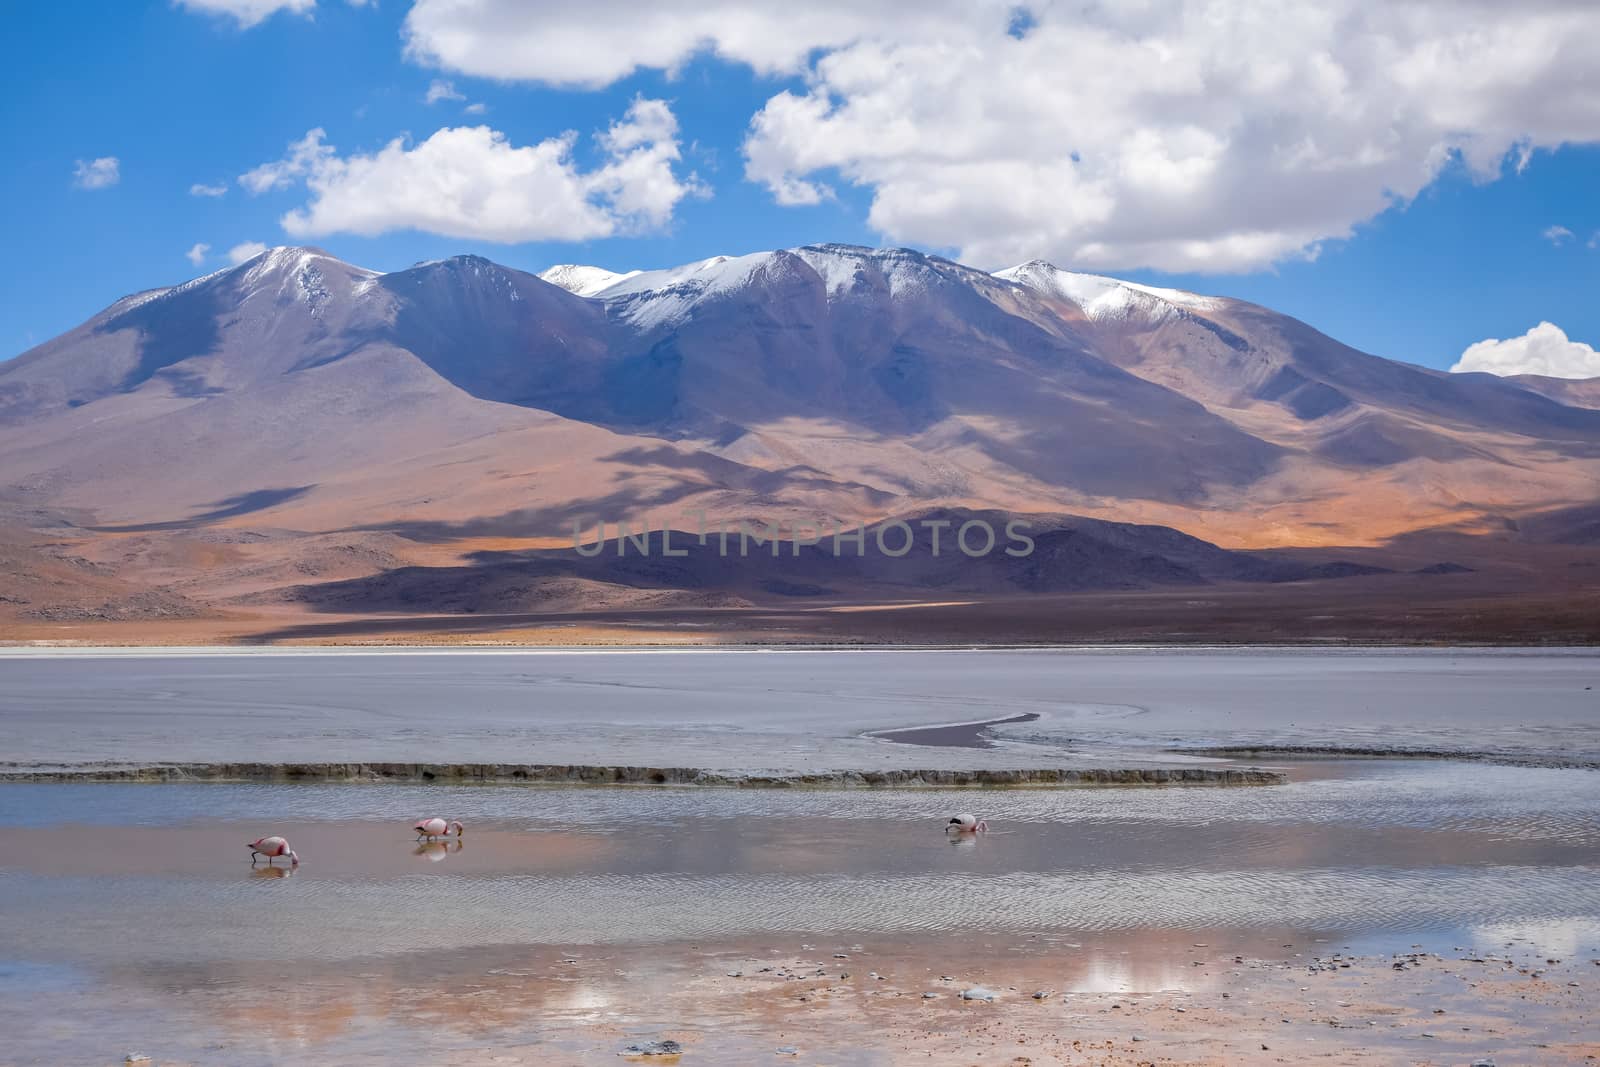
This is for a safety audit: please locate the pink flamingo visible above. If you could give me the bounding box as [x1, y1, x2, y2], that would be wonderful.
[413, 817, 465, 840]
[248, 836, 299, 866]
[945, 813, 989, 834]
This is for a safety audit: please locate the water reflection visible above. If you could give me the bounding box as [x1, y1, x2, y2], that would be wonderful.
[413, 841, 464, 863]
[250, 865, 293, 880]
[0, 765, 1596, 965]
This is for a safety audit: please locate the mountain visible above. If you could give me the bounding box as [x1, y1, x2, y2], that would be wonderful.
[1507, 373, 1600, 411]
[1, 243, 1597, 641]
[268, 506, 1400, 617]
[536, 263, 641, 297]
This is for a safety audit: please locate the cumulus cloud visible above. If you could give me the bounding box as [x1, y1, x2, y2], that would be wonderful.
[1452, 322, 1600, 380]
[1543, 225, 1575, 245]
[185, 242, 211, 266]
[227, 240, 270, 264]
[190, 181, 228, 197]
[72, 157, 120, 190]
[242, 98, 701, 242]
[424, 78, 464, 105]
[403, 0, 1600, 273]
[239, 128, 334, 195]
[402, 0, 921, 88]
[174, 0, 315, 28]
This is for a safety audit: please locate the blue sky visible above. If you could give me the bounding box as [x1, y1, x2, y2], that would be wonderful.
[3, 0, 1598, 377]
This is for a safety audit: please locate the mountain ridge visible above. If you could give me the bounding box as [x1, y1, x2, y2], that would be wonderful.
[1, 241, 1597, 640]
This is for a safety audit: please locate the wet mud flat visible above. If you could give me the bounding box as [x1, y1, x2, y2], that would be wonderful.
[6, 935, 1597, 1065]
[0, 759, 1283, 787]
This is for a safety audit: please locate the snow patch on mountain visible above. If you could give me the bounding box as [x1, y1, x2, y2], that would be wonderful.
[106, 269, 230, 316]
[793, 246, 868, 296]
[229, 247, 379, 316]
[591, 253, 780, 331]
[537, 263, 641, 297]
[793, 244, 957, 300]
[995, 260, 1224, 321]
[594, 254, 740, 298]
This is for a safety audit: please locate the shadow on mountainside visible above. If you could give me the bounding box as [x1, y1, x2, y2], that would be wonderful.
[87, 486, 314, 533]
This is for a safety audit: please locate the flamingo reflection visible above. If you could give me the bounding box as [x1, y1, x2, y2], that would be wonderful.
[414, 840, 464, 863]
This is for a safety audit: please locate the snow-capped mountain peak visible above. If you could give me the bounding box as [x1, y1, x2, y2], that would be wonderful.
[585, 253, 782, 330]
[108, 247, 377, 318]
[537, 263, 642, 297]
[589, 254, 744, 298]
[994, 260, 1223, 321]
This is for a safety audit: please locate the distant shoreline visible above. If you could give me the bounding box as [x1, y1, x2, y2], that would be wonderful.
[2, 642, 1596, 658]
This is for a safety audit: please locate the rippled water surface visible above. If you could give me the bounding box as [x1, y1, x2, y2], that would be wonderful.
[2, 762, 1599, 1064]
[2, 762, 1598, 966]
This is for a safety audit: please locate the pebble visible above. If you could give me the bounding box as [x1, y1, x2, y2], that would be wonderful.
[922, 992, 939, 999]
[621, 1039, 684, 1057]
[1031, 990, 1053, 1000]
[775, 1047, 799, 1057]
[125, 1057, 151, 1065]
[960, 987, 998, 1001]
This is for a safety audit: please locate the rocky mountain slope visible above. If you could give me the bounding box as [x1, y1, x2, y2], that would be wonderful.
[1, 243, 1596, 636]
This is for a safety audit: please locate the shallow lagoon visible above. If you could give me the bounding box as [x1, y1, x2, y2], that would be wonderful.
[2, 648, 1598, 1063]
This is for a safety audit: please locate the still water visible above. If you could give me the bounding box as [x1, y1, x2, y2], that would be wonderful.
[2, 762, 1599, 1063]
[2, 762, 1598, 966]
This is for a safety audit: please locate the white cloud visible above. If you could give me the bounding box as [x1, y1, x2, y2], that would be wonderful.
[463, 101, 488, 115]
[72, 157, 120, 190]
[185, 242, 211, 266]
[402, 0, 922, 88]
[174, 0, 315, 28]
[1543, 225, 1575, 245]
[189, 181, 228, 197]
[424, 78, 464, 105]
[1452, 322, 1600, 380]
[227, 240, 270, 264]
[403, 0, 1600, 273]
[243, 98, 701, 242]
[238, 128, 333, 194]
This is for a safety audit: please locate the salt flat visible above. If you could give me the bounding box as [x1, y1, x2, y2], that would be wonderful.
[1, 647, 1594, 771]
